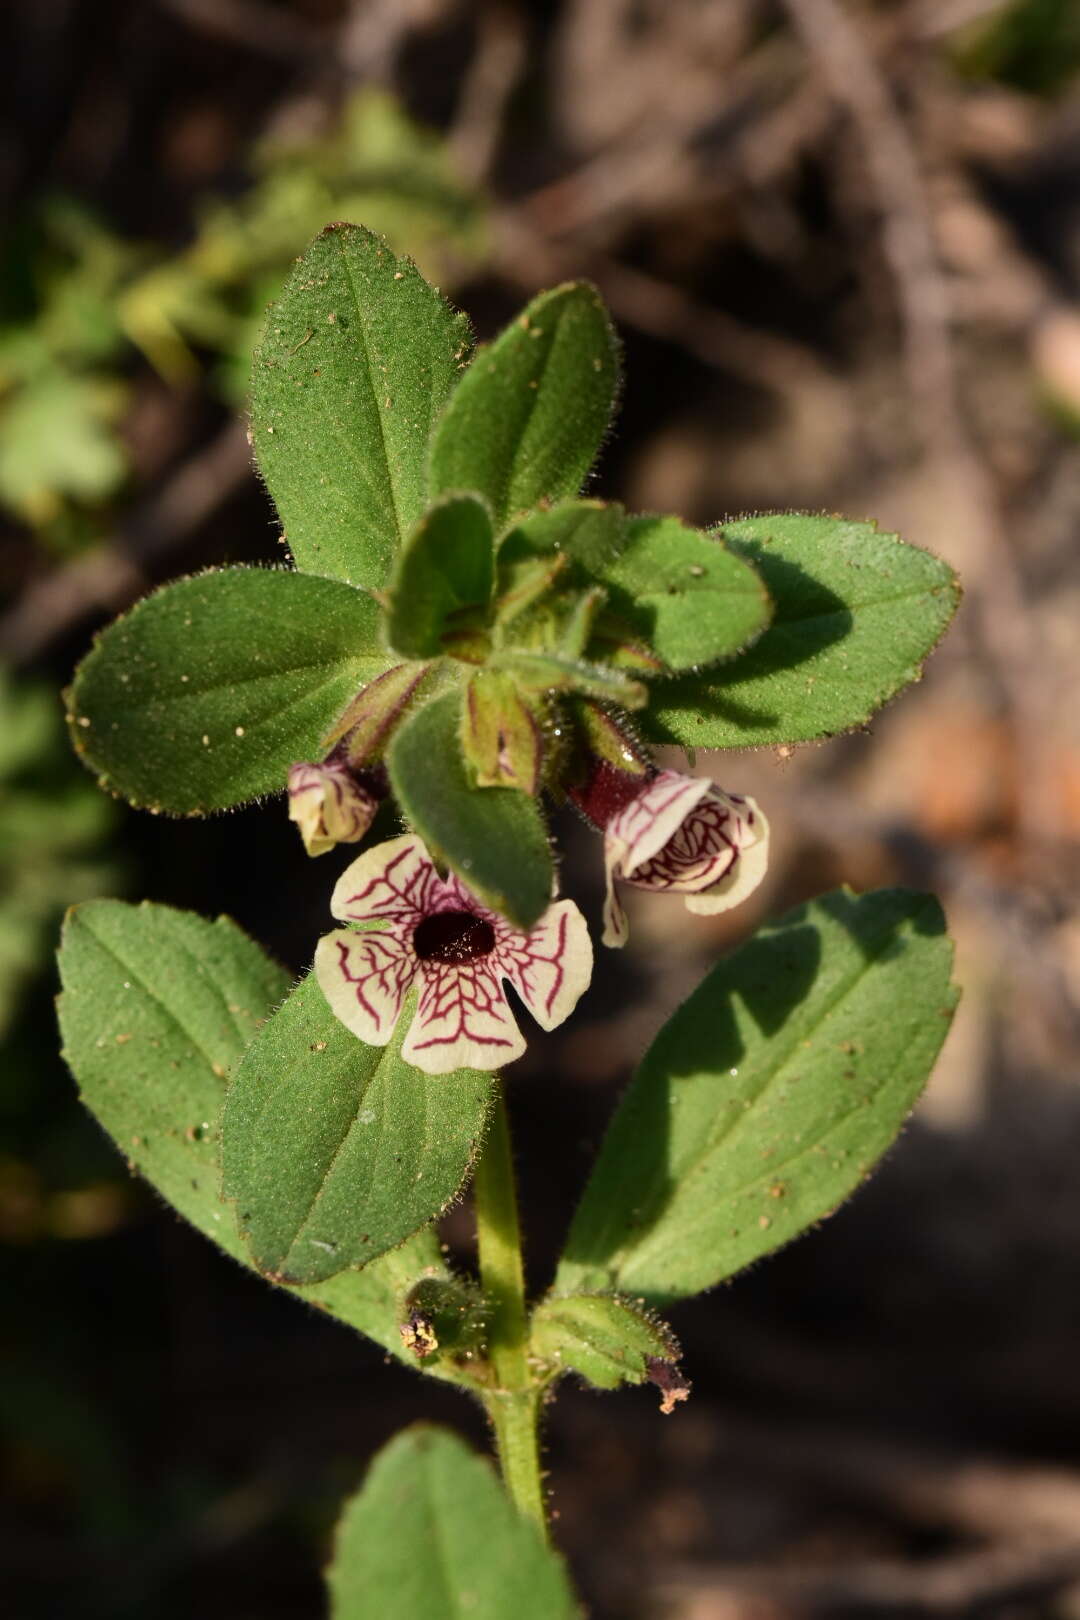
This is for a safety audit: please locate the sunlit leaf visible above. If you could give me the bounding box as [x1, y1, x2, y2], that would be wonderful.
[429, 284, 619, 532]
[556, 888, 958, 1304]
[644, 514, 959, 748]
[251, 223, 472, 586]
[531, 1294, 678, 1392]
[67, 567, 391, 812]
[57, 900, 465, 1372]
[222, 972, 493, 1285]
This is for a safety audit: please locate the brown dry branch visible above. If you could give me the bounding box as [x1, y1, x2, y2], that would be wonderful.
[781, 0, 1052, 847]
[448, 3, 528, 184]
[157, 0, 330, 61]
[658, 1538, 1080, 1616]
[655, 1418, 1080, 1615]
[0, 420, 251, 667]
[336, 0, 450, 85]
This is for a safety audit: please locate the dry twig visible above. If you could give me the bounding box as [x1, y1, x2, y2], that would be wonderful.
[448, 4, 528, 184]
[0, 421, 252, 667]
[781, 0, 1052, 845]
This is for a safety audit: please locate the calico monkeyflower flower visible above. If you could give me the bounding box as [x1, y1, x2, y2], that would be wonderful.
[314, 834, 592, 1075]
[571, 761, 768, 948]
[287, 759, 380, 857]
[601, 769, 769, 946]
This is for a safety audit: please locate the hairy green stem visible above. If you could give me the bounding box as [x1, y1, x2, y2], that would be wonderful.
[474, 1078, 547, 1535]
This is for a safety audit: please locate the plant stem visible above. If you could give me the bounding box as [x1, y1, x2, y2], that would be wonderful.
[474, 1077, 547, 1536]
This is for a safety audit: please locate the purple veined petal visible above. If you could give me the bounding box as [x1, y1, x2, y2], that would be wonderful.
[626, 792, 739, 893]
[601, 874, 631, 950]
[497, 899, 593, 1032]
[627, 790, 765, 897]
[314, 926, 416, 1045]
[329, 833, 443, 926]
[602, 775, 769, 948]
[682, 798, 770, 915]
[287, 760, 378, 857]
[403, 958, 526, 1075]
[607, 770, 714, 879]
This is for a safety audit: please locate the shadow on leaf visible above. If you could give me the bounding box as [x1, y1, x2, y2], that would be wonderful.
[558, 921, 822, 1285]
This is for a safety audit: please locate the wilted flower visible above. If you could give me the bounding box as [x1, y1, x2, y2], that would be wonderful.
[592, 768, 768, 947]
[314, 834, 592, 1074]
[287, 759, 380, 857]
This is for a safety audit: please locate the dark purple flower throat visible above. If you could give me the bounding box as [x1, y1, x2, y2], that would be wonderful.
[413, 910, 496, 964]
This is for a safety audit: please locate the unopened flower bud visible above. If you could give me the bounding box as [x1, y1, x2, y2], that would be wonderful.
[287, 759, 380, 857]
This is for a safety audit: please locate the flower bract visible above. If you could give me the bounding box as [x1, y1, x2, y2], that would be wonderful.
[314, 834, 592, 1074]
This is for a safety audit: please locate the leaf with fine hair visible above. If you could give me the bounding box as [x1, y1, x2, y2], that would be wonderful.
[66, 568, 391, 813]
[556, 888, 958, 1305]
[388, 690, 553, 931]
[222, 973, 494, 1285]
[531, 1294, 679, 1392]
[643, 513, 959, 749]
[327, 1427, 580, 1619]
[496, 499, 626, 585]
[56, 900, 466, 1375]
[252, 222, 473, 587]
[428, 283, 620, 533]
[385, 492, 494, 660]
[597, 514, 771, 672]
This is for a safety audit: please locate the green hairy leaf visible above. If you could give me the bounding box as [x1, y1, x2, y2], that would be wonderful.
[644, 513, 960, 748]
[327, 1427, 580, 1619]
[57, 900, 459, 1369]
[222, 973, 494, 1285]
[252, 223, 473, 587]
[497, 499, 625, 584]
[385, 492, 494, 659]
[556, 888, 958, 1305]
[388, 690, 553, 931]
[428, 283, 620, 532]
[531, 1294, 678, 1391]
[67, 567, 390, 813]
[497, 650, 645, 710]
[599, 514, 771, 672]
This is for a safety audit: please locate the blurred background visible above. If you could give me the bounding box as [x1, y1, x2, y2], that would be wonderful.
[2, 1, 1079, 1616]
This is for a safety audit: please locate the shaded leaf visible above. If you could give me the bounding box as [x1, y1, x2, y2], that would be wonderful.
[598, 515, 771, 672]
[222, 973, 494, 1284]
[429, 284, 619, 532]
[57, 900, 459, 1370]
[327, 1427, 580, 1619]
[67, 567, 391, 812]
[385, 493, 494, 659]
[644, 514, 960, 749]
[388, 690, 553, 930]
[556, 889, 958, 1305]
[251, 223, 472, 587]
[497, 500, 625, 585]
[323, 660, 438, 758]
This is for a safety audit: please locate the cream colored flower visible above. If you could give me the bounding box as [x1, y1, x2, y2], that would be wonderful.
[315, 835, 593, 1075]
[287, 760, 379, 857]
[602, 770, 768, 947]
